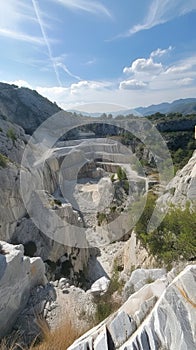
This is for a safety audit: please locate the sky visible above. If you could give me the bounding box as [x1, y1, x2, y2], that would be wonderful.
[0, 0, 196, 112]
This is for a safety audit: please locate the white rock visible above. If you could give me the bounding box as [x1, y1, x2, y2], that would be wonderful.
[0, 241, 47, 338]
[90, 276, 110, 295]
[94, 326, 108, 350]
[123, 268, 166, 299]
[107, 311, 136, 348]
[121, 265, 196, 350]
[29, 257, 48, 288]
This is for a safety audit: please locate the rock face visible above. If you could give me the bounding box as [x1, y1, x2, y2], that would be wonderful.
[0, 241, 47, 338]
[0, 116, 27, 241]
[158, 150, 196, 208]
[123, 268, 166, 300]
[0, 115, 26, 163]
[0, 82, 61, 134]
[0, 117, 89, 282]
[68, 265, 196, 350]
[121, 265, 196, 350]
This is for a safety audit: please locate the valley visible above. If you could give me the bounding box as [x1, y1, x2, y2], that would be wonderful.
[0, 83, 195, 350]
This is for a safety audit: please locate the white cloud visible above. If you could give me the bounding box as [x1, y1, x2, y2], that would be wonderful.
[84, 59, 97, 65]
[70, 80, 111, 94]
[123, 57, 163, 75]
[121, 0, 196, 36]
[5, 52, 196, 113]
[0, 1, 46, 45]
[120, 79, 148, 90]
[165, 64, 192, 74]
[0, 28, 44, 45]
[177, 78, 194, 86]
[150, 46, 172, 57]
[2, 80, 32, 88]
[52, 0, 112, 18]
[36, 79, 114, 110]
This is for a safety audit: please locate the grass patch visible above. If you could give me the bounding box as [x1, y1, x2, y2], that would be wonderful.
[32, 318, 85, 350]
[0, 153, 8, 168]
[0, 317, 88, 350]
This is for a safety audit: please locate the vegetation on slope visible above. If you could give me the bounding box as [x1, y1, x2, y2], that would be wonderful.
[94, 261, 123, 323]
[135, 193, 196, 268]
[0, 153, 8, 168]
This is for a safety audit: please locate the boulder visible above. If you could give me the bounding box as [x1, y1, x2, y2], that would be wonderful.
[0, 241, 47, 338]
[90, 276, 110, 295]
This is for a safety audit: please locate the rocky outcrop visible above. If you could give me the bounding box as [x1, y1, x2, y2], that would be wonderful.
[68, 265, 196, 350]
[0, 82, 61, 134]
[0, 241, 47, 338]
[123, 268, 166, 300]
[158, 150, 196, 208]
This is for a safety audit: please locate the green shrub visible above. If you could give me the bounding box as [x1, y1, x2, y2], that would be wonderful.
[110, 206, 117, 213]
[117, 166, 127, 181]
[110, 173, 115, 182]
[0, 153, 8, 168]
[6, 128, 17, 142]
[96, 212, 107, 226]
[54, 199, 62, 206]
[0, 127, 2, 132]
[122, 179, 129, 194]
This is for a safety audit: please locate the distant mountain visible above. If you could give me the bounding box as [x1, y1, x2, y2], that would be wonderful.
[69, 99, 196, 118]
[68, 108, 141, 118]
[135, 98, 196, 116]
[0, 82, 61, 134]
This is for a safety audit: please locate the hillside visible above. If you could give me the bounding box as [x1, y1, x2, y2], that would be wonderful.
[0, 82, 61, 134]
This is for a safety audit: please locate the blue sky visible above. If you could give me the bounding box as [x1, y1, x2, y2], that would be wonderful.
[0, 0, 196, 112]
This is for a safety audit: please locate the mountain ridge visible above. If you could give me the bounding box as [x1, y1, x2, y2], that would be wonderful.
[69, 98, 196, 117]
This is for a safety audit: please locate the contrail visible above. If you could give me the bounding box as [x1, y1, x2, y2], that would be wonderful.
[56, 62, 81, 81]
[31, 0, 62, 86]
